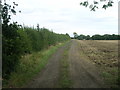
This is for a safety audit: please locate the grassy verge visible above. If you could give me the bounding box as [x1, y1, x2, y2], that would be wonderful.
[59, 43, 72, 88]
[101, 67, 118, 88]
[3, 42, 68, 88]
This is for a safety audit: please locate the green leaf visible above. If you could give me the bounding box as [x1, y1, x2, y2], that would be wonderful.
[108, 2, 112, 7]
[80, 2, 83, 5]
[94, 1, 98, 4]
[82, 1, 88, 7]
[102, 4, 107, 9]
[11, 9, 16, 14]
[111, 1, 114, 3]
[89, 5, 93, 9]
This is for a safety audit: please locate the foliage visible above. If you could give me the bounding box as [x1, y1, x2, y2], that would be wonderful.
[80, 0, 114, 11]
[3, 42, 66, 87]
[91, 34, 120, 40]
[73, 34, 120, 40]
[21, 27, 70, 52]
[2, 2, 70, 80]
[2, 2, 23, 79]
[73, 32, 78, 39]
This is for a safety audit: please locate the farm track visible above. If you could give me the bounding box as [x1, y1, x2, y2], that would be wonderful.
[24, 40, 106, 88]
[24, 41, 71, 88]
[68, 40, 104, 88]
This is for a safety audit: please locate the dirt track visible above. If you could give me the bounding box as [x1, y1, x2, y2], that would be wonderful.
[69, 40, 104, 88]
[24, 40, 105, 88]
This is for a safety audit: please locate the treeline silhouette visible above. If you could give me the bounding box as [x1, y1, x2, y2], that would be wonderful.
[72, 34, 120, 40]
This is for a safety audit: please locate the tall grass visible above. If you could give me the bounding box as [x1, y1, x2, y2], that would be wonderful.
[58, 43, 72, 88]
[3, 42, 66, 88]
[3, 26, 70, 84]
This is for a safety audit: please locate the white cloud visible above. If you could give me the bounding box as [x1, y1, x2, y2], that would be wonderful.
[5, 0, 118, 36]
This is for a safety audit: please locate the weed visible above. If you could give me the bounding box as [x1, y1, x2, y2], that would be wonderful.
[59, 45, 72, 88]
[3, 42, 66, 88]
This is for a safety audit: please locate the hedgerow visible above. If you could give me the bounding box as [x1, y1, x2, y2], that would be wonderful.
[2, 2, 70, 80]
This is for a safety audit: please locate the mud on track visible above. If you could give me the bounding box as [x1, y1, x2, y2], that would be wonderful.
[24, 40, 106, 88]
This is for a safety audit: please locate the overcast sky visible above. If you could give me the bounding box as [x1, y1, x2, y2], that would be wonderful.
[6, 0, 118, 37]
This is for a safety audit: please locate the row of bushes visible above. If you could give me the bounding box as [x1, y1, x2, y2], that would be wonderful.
[2, 2, 70, 81]
[3, 25, 70, 79]
[73, 34, 120, 40]
[18, 27, 70, 52]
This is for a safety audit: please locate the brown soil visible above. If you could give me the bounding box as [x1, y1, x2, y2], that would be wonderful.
[24, 40, 106, 88]
[69, 40, 105, 88]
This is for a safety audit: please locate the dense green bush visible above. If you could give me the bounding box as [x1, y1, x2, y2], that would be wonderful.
[2, 2, 70, 80]
[21, 27, 70, 52]
[3, 25, 70, 79]
[2, 2, 25, 79]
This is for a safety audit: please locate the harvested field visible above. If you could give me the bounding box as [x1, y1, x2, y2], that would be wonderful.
[11, 40, 119, 88]
[77, 40, 119, 88]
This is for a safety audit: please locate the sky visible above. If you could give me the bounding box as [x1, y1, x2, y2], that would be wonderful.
[5, 0, 118, 37]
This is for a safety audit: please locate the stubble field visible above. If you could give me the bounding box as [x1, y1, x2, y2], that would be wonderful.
[77, 40, 119, 87]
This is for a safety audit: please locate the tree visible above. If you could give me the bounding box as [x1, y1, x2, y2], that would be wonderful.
[73, 32, 78, 39]
[77, 34, 86, 40]
[66, 33, 70, 38]
[80, 0, 114, 11]
[86, 35, 91, 40]
[91, 34, 102, 40]
[74, 34, 119, 40]
[2, 1, 23, 79]
[37, 24, 40, 32]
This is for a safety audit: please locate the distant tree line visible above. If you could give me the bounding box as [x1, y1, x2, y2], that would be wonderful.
[73, 33, 120, 40]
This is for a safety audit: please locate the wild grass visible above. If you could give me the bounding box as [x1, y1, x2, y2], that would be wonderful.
[101, 67, 118, 88]
[59, 43, 72, 88]
[3, 42, 66, 88]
